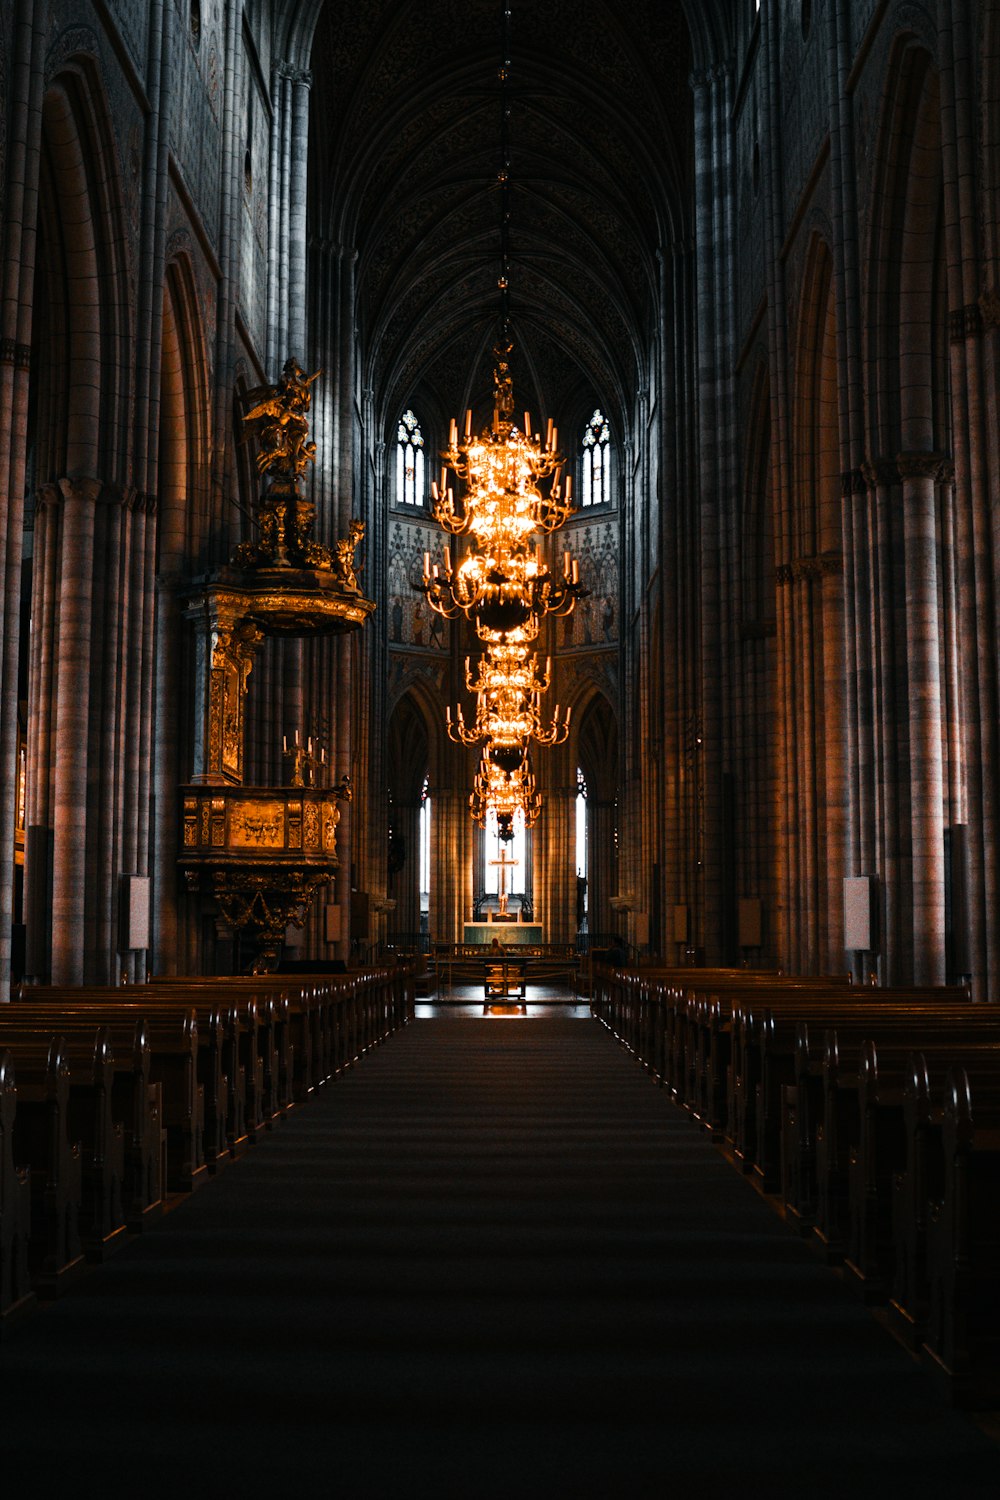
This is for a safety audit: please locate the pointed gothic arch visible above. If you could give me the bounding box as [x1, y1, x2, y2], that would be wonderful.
[863, 39, 956, 985]
[24, 60, 134, 986]
[777, 233, 846, 973]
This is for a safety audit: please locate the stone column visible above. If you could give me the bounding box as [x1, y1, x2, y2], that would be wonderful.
[690, 60, 738, 964]
[589, 798, 617, 945]
[389, 799, 422, 944]
[0, 2, 46, 993]
[898, 452, 948, 985]
[543, 783, 577, 946]
[50, 476, 100, 985]
[431, 788, 471, 946]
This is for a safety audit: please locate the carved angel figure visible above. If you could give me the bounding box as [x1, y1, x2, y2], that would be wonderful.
[242, 358, 322, 478]
[334, 519, 366, 592]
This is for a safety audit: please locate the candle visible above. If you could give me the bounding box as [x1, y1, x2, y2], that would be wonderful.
[423, 550, 430, 577]
[283, 734, 288, 752]
[449, 418, 457, 447]
[465, 408, 472, 437]
[524, 411, 531, 436]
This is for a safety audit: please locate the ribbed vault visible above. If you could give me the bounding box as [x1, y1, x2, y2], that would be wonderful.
[308, 0, 696, 443]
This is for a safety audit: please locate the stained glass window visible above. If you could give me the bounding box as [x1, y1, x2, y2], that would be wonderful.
[581, 409, 611, 507]
[419, 776, 430, 917]
[396, 409, 425, 506]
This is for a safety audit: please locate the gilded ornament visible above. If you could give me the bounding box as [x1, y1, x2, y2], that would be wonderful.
[304, 801, 320, 847]
[241, 357, 321, 480]
[230, 799, 284, 848]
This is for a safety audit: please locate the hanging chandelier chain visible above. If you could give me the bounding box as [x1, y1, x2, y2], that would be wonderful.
[498, 3, 513, 339]
[418, 1, 586, 836]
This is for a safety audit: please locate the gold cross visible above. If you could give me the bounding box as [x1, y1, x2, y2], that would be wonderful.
[489, 848, 519, 915]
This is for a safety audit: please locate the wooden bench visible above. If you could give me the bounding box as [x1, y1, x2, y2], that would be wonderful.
[9, 996, 206, 1194]
[922, 1065, 1000, 1405]
[0, 1050, 34, 1328]
[10, 1037, 84, 1296]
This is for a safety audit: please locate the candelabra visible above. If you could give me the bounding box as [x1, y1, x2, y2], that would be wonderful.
[469, 749, 542, 831]
[465, 644, 551, 700]
[422, 543, 583, 639]
[446, 686, 570, 752]
[430, 401, 572, 548]
[282, 730, 328, 787]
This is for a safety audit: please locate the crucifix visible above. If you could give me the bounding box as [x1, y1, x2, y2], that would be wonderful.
[489, 847, 519, 918]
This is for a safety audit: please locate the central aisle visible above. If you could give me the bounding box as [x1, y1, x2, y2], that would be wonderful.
[3, 1016, 997, 1493]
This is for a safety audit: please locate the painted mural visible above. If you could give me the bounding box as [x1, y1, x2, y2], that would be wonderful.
[560, 519, 618, 650]
[387, 518, 450, 651]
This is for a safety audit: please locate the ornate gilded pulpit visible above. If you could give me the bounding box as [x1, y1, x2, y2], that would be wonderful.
[179, 360, 375, 971]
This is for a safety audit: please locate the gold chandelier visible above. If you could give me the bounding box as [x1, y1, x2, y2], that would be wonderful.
[469, 748, 542, 832]
[465, 642, 550, 699]
[446, 682, 571, 753]
[424, 1, 583, 837]
[422, 532, 581, 639]
[430, 359, 572, 549]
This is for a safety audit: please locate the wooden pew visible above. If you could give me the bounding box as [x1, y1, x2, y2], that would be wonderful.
[11, 1037, 84, 1296]
[0, 965, 411, 1332]
[0, 1025, 128, 1261]
[846, 1040, 1000, 1302]
[14, 990, 235, 1177]
[736, 987, 971, 1191]
[922, 1065, 1000, 1406]
[0, 1051, 34, 1328]
[782, 1010, 994, 1235]
[789, 1011, 997, 1260]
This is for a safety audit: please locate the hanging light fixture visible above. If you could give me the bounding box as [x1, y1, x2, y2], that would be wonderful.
[427, 1, 582, 839]
[445, 683, 571, 753]
[422, 533, 582, 639]
[469, 748, 542, 832]
[419, 3, 584, 647]
[465, 642, 550, 700]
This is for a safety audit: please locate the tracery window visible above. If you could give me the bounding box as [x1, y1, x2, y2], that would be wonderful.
[419, 776, 431, 919]
[396, 409, 425, 506]
[581, 409, 611, 507]
[575, 768, 587, 880]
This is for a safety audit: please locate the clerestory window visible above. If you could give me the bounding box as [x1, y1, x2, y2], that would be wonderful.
[396, 409, 425, 506]
[581, 409, 611, 507]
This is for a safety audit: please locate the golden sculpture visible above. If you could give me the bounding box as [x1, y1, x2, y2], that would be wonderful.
[242, 358, 321, 479]
[334, 520, 365, 592]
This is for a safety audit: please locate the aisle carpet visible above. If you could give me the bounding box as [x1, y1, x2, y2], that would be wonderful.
[2, 1016, 997, 1496]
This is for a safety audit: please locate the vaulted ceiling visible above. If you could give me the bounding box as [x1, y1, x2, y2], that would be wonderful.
[308, 0, 695, 445]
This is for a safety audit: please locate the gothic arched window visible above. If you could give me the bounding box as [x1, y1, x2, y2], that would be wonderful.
[581, 409, 611, 507]
[396, 409, 425, 506]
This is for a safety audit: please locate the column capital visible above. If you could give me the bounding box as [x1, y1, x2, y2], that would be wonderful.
[896, 451, 950, 482]
[274, 60, 312, 88]
[58, 475, 103, 505]
[861, 457, 899, 490]
[0, 338, 31, 369]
